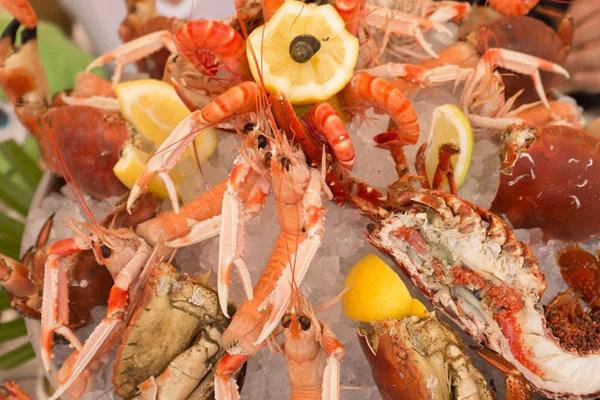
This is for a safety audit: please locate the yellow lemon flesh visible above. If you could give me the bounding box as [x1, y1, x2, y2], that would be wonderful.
[410, 298, 429, 318]
[342, 254, 413, 322]
[246, 0, 359, 105]
[115, 79, 192, 146]
[113, 79, 218, 199]
[424, 104, 474, 191]
[113, 144, 184, 201]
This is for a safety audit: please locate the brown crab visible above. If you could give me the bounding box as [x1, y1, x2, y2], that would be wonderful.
[358, 313, 493, 400]
[112, 262, 243, 399]
[491, 124, 600, 242]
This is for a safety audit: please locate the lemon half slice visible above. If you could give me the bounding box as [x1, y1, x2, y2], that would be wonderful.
[113, 143, 184, 200]
[115, 79, 192, 146]
[342, 254, 413, 322]
[246, 0, 359, 105]
[424, 104, 474, 191]
[113, 79, 218, 199]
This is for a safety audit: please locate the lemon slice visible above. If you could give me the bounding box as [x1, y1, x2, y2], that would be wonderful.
[115, 79, 192, 146]
[424, 104, 474, 191]
[342, 254, 412, 322]
[246, 0, 359, 105]
[114, 143, 184, 200]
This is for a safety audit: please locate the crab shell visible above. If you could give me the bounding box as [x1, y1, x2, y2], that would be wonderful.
[35, 105, 130, 199]
[112, 262, 232, 399]
[358, 315, 492, 400]
[491, 125, 600, 242]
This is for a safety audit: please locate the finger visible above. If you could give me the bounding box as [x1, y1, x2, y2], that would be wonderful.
[572, 14, 600, 48]
[570, 70, 600, 94]
[565, 40, 600, 70]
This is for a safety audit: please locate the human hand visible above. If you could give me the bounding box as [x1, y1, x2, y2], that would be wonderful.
[561, 0, 600, 94]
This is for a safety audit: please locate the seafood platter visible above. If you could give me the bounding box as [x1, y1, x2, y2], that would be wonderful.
[1, 0, 600, 399]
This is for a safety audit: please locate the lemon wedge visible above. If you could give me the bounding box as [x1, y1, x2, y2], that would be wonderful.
[410, 298, 429, 318]
[115, 79, 192, 146]
[342, 254, 413, 322]
[112, 79, 218, 199]
[246, 0, 359, 105]
[113, 143, 184, 200]
[424, 104, 474, 191]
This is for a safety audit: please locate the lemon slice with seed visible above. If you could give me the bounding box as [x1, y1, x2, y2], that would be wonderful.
[114, 143, 184, 201]
[342, 254, 413, 322]
[246, 0, 359, 105]
[424, 104, 474, 191]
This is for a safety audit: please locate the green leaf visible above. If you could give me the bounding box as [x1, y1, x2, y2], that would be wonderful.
[0, 289, 10, 311]
[0, 212, 24, 238]
[0, 178, 31, 216]
[21, 136, 41, 164]
[0, 318, 27, 342]
[0, 239, 20, 260]
[0, 342, 35, 369]
[0, 140, 42, 191]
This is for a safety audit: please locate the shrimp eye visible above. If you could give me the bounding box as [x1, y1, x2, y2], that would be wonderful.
[298, 315, 311, 331]
[281, 314, 292, 328]
[264, 152, 272, 166]
[243, 122, 255, 132]
[281, 157, 291, 171]
[257, 134, 268, 149]
[100, 245, 111, 259]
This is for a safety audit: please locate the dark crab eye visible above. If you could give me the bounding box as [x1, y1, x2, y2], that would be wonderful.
[280, 157, 291, 171]
[100, 245, 112, 259]
[281, 314, 292, 328]
[264, 152, 272, 166]
[257, 134, 268, 149]
[243, 122, 255, 132]
[298, 315, 311, 331]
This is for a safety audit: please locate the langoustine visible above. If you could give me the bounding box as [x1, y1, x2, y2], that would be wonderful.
[366, 182, 600, 398]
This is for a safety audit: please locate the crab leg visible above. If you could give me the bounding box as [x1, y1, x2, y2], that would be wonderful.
[136, 325, 223, 399]
[49, 241, 153, 400]
[127, 81, 259, 213]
